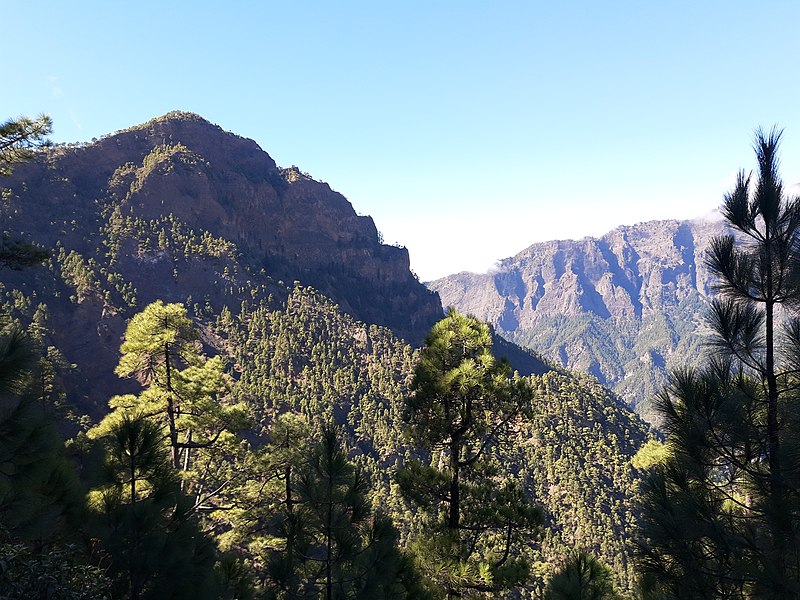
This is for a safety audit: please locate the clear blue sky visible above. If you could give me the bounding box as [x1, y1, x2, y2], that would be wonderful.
[6, 1, 800, 280]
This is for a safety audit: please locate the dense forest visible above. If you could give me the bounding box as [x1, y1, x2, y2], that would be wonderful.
[2, 115, 800, 599]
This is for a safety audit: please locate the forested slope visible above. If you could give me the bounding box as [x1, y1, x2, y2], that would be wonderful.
[0, 112, 648, 596]
[216, 285, 650, 595]
[430, 218, 726, 422]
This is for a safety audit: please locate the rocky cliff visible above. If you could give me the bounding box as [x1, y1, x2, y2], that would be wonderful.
[0, 112, 456, 416]
[2, 112, 442, 344]
[430, 218, 728, 422]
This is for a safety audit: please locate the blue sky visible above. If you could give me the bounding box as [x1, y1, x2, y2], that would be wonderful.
[6, 1, 800, 280]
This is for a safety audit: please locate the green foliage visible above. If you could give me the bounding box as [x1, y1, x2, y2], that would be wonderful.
[0, 536, 111, 600]
[218, 285, 648, 596]
[544, 550, 619, 600]
[400, 309, 542, 597]
[0, 115, 51, 270]
[510, 372, 649, 595]
[0, 114, 52, 177]
[638, 129, 800, 597]
[0, 311, 107, 599]
[91, 300, 249, 473]
[57, 248, 100, 301]
[631, 440, 668, 471]
[88, 412, 220, 600]
[0, 232, 49, 271]
[0, 390, 84, 544]
[512, 298, 708, 424]
[0, 259, 650, 598]
[0, 112, 657, 595]
[0, 318, 36, 397]
[262, 426, 419, 599]
[0, 323, 84, 546]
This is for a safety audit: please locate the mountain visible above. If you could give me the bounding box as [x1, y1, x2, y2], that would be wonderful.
[429, 218, 728, 422]
[0, 111, 551, 414]
[0, 112, 645, 594]
[0, 111, 448, 414]
[2, 111, 442, 343]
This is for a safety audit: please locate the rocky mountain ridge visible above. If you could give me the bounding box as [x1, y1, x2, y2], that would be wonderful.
[3, 111, 442, 344]
[430, 217, 729, 421]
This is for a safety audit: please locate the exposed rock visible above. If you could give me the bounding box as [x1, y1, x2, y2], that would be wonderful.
[2, 111, 442, 345]
[430, 218, 728, 421]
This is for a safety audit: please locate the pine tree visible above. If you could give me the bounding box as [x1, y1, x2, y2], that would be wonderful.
[398, 309, 542, 598]
[0, 114, 52, 176]
[0, 319, 110, 597]
[88, 412, 219, 600]
[0, 115, 51, 270]
[637, 129, 800, 598]
[544, 550, 620, 600]
[90, 300, 249, 475]
[219, 412, 311, 587]
[263, 426, 422, 599]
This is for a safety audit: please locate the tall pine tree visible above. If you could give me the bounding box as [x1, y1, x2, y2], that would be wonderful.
[638, 129, 800, 598]
[89, 300, 249, 491]
[88, 412, 219, 600]
[270, 426, 423, 599]
[398, 309, 542, 598]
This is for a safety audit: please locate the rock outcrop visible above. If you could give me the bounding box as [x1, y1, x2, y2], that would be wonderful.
[430, 218, 728, 421]
[2, 111, 442, 344]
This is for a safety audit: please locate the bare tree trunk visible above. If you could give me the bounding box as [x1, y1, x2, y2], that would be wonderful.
[164, 342, 179, 468]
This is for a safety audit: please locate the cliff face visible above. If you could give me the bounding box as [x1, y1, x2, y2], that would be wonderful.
[432, 219, 723, 326]
[3, 112, 442, 344]
[430, 218, 728, 421]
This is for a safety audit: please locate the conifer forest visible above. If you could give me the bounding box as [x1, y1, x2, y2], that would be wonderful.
[2, 112, 800, 600]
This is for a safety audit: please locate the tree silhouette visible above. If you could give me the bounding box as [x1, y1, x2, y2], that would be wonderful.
[0, 115, 52, 176]
[261, 426, 422, 599]
[638, 129, 800, 598]
[544, 550, 619, 600]
[88, 412, 218, 600]
[0, 115, 51, 270]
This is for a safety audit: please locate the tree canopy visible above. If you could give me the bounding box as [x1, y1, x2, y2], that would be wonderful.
[399, 308, 542, 598]
[0, 114, 52, 177]
[638, 129, 800, 598]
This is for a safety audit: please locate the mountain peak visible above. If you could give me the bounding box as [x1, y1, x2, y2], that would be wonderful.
[4, 114, 443, 344]
[430, 217, 729, 421]
[124, 110, 214, 131]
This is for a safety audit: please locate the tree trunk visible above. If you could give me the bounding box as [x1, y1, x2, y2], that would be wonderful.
[448, 437, 461, 600]
[164, 342, 179, 468]
[765, 298, 786, 591]
[130, 456, 136, 503]
[449, 438, 460, 531]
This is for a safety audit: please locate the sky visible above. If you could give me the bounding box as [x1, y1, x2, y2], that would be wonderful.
[6, 1, 800, 281]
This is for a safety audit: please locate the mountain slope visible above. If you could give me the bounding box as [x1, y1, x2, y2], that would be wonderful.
[430, 218, 727, 422]
[1, 111, 442, 346]
[0, 113, 645, 594]
[0, 112, 449, 415]
[220, 285, 650, 596]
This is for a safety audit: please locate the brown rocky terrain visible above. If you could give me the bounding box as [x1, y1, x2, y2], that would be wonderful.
[2, 111, 443, 341]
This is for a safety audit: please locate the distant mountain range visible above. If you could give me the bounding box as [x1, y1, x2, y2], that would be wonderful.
[429, 217, 728, 422]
